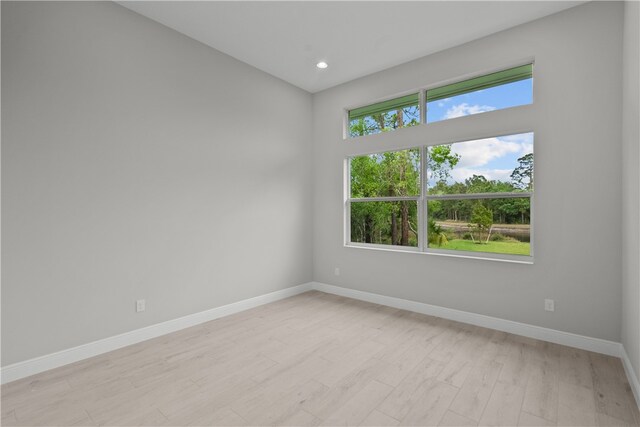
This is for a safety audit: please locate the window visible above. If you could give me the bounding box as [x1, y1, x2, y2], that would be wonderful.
[346, 133, 534, 258]
[426, 64, 533, 123]
[349, 149, 420, 247]
[426, 133, 533, 256]
[348, 94, 420, 138]
[351, 201, 419, 247]
[345, 64, 535, 260]
[347, 64, 532, 139]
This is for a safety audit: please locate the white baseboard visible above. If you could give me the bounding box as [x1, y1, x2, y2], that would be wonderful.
[1, 279, 634, 399]
[310, 282, 622, 357]
[0, 282, 313, 385]
[620, 345, 640, 410]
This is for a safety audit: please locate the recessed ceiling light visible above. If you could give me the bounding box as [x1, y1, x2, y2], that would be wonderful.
[316, 61, 328, 69]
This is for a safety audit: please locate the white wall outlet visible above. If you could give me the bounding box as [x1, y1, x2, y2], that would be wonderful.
[136, 299, 146, 313]
[334, 267, 340, 276]
[544, 299, 555, 312]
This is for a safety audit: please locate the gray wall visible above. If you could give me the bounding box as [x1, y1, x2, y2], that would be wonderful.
[622, 0, 640, 382]
[312, 2, 624, 341]
[2, 0, 635, 369]
[1, 1, 312, 366]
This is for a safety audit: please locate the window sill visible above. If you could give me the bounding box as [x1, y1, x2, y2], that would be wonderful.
[344, 243, 534, 264]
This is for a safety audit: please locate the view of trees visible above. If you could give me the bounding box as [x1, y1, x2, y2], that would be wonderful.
[350, 149, 419, 246]
[349, 105, 419, 137]
[349, 111, 533, 256]
[427, 174, 532, 225]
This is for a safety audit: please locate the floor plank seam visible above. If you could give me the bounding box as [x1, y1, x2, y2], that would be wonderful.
[2, 291, 638, 427]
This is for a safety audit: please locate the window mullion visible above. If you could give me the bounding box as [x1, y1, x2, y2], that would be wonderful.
[420, 145, 428, 252]
[419, 90, 426, 126]
[349, 196, 419, 202]
[426, 192, 532, 201]
[345, 158, 350, 245]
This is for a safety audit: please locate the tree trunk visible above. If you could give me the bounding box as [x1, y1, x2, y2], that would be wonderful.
[374, 114, 385, 131]
[401, 202, 409, 246]
[398, 156, 409, 246]
[364, 216, 373, 243]
[391, 211, 398, 245]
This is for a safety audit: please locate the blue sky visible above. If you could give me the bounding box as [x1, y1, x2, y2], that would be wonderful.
[426, 78, 533, 122]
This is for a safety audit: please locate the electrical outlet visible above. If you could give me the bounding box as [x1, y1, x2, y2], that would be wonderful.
[544, 299, 555, 312]
[136, 299, 146, 313]
[334, 267, 340, 276]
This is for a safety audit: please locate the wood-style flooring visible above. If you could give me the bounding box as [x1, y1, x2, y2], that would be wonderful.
[2, 291, 639, 426]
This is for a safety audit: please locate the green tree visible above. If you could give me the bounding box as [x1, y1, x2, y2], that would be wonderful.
[381, 150, 419, 245]
[427, 145, 460, 185]
[350, 155, 383, 243]
[512, 197, 531, 224]
[465, 175, 492, 193]
[349, 149, 419, 246]
[511, 153, 534, 191]
[349, 118, 371, 137]
[349, 106, 419, 137]
[350, 155, 382, 198]
[428, 218, 449, 247]
[469, 203, 493, 243]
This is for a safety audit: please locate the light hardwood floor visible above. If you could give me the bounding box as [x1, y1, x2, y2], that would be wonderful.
[2, 291, 639, 426]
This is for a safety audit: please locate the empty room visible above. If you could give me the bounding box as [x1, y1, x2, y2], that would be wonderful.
[2, 1, 640, 426]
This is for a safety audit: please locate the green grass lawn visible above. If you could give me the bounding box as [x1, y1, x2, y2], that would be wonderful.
[431, 239, 530, 255]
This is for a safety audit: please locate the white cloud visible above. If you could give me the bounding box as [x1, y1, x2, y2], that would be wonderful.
[500, 133, 533, 144]
[444, 103, 496, 119]
[520, 142, 533, 154]
[451, 137, 523, 168]
[437, 98, 453, 108]
[427, 133, 534, 185]
[450, 167, 514, 183]
[499, 133, 533, 156]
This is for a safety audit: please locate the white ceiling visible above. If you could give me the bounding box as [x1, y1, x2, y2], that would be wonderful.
[119, 1, 585, 93]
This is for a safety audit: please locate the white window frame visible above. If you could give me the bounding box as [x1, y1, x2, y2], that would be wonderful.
[344, 146, 423, 252]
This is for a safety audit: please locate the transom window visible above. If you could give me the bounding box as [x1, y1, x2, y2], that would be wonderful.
[347, 63, 533, 139]
[426, 64, 533, 123]
[348, 94, 420, 138]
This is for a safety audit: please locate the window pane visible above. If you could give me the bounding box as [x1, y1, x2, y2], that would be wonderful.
[351, 201, 418, 247]
[350, 149, 421, 198]
[426, 65, 532, 123]
[349, 94, 420, 137]
[427, 133, 533, 195]
[427, 198, 531, 255]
